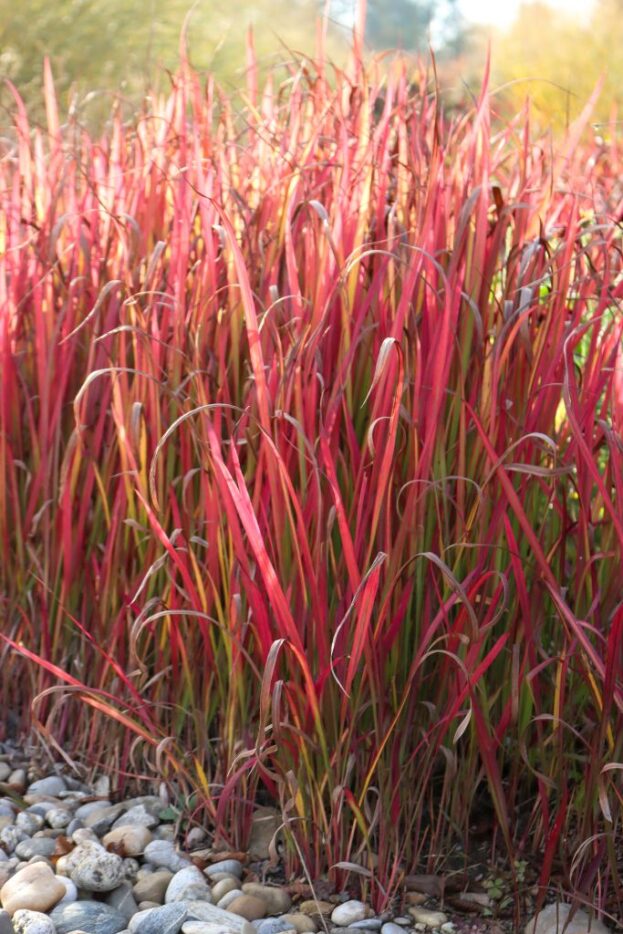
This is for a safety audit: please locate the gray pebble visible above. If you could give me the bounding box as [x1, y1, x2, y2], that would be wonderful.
[50, 900, 128, 934]
[183, 926, 252, 934]
[255, 920, 296, 934]
[25, 802, 59, 816]
[0, 909, 13, 934]
[15, 838, 57, 860]
[205, 861, 242, 880]
[26, 776, 67, 796]
[74, 802, 113, 821]
[45, 808, 71, 829]
[105, 882, 139, 921]
[165, 866, 212, 903]
[0, 825, 26, 852]
[65, 818, 84, 836]
[112, 805, 160, 831]
[129, 903, 188, 934]
[143, 841, 191, 873]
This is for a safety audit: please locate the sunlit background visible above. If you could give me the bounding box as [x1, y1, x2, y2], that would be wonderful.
[461, 0, 594, 29]
[0, 0, 618, 130]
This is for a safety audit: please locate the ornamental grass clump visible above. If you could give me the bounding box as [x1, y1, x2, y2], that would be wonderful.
[0, 32, 622, 920]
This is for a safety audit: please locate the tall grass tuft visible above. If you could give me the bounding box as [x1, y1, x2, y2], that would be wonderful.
[1, 37, 622, 919]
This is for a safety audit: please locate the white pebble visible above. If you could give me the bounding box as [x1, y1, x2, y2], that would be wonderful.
[331, 901, 368, 927]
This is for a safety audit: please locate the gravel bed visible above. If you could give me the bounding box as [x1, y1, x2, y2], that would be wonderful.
[0, 744, 614, 934]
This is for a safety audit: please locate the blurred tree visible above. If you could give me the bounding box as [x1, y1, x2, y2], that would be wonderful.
[0, 0, 348, 125]
[364, 0, 464, 56]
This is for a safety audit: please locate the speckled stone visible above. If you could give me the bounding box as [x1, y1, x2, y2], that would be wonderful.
[70, 850, 124, 892]
[11, 909, 55, 934]
[14, 814, 43, 835]
[44, 808, 71, 829]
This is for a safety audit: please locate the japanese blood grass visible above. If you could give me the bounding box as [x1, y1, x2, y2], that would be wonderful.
[1, 44, 623, 920]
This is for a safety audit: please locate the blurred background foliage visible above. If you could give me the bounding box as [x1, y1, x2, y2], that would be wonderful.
[0, 0, 349, 125]
[0, 0, 621, 134]
[484, 0, 623, 132]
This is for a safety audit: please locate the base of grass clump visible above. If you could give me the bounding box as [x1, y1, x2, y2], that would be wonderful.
[0, 17, 622, 925]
